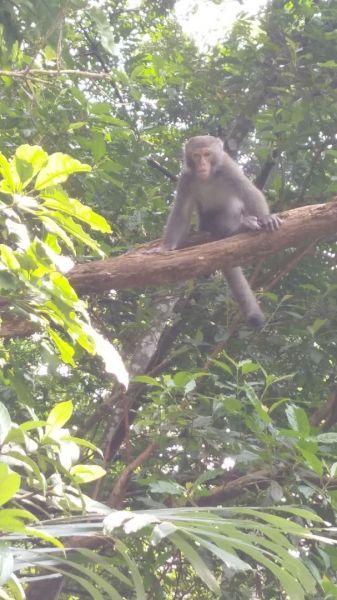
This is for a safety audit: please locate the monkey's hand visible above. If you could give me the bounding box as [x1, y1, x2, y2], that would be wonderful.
[259, 214, 282, 231]
[240, 215, 263, 231]
[144, 244, 177, 254]
[143, 245, 166, 254]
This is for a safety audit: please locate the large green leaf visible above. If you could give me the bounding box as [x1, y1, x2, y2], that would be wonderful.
[34, 153, 91, 190]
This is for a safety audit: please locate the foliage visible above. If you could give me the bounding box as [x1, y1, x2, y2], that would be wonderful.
[2, 395, 330, 600]
[0, 144, 128, 386]
[0, 0, 337, 598]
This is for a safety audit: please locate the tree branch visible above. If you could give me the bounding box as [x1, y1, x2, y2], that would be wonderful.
[198, 469, 272, 505]
[107, 441, 158, 508]
[146, 157, 178, 182]
[69, 200, 337, 294]
[1, 200, 337, 338]
[0, 69, 117, 81]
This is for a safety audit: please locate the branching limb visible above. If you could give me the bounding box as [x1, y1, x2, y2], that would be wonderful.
[1, 200, 337, 338]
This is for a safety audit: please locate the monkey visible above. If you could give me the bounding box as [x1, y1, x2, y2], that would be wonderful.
[162, 135, 282, 327]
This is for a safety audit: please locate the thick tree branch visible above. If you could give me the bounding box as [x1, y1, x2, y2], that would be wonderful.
[1, 201, 337, 338]
[69, 200, 337, 294]
[198, 469, 273, 505]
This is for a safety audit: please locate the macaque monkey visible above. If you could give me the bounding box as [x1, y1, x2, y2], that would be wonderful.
[162, 135, 281, 327]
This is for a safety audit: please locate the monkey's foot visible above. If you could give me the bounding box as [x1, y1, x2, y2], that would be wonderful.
[247, 310, 265, 328]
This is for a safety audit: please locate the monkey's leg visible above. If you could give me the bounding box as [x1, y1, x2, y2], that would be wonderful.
[224, 267, 265, 328]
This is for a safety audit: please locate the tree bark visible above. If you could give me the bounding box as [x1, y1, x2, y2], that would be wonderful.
[69, 200, 337, 293]
[1, 200, 337, 338]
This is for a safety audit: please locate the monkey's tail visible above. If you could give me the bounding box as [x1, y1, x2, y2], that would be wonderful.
[224, 266, 265, 328]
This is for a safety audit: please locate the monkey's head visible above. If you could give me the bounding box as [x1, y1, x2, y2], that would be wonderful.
[184, 135, 224, 180]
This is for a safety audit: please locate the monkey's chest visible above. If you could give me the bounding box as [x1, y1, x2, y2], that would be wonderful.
[194, 179, 238, 210]
[194, 183, 243, 237]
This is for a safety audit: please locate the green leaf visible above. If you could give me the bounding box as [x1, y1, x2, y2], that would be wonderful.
[0, 466, 21, 506]
[149, 480, 185, 495]
[114, 540, 147, 600]
[0, 547, 14, 586]
[298, 448, 323, 476]
[104, 511, 136, 532]
[61, 436, 101, 454]
[47, 328, 76, 366]
[46, 400, 73, 432]
[0, 509, 36, 522]
[0, 515, 27, 533]
[5, 218, 30, 249]
[49, 271, 78, 302]
[50, 554, 123, 599]
[13, 145, 47, 187]
[25, 527, 63, 548]
[212, 358, 234, 375]
[0, 153, 15, 192]
[34, 153, 91, 190]
[317, 433, 337, 444]
[5, 451, 46, 493]
[187, 534, 251, 572]
[78, 549, 133, 588]
[69, 464, 106, 484]
[239, 360, 261, 375]
[285, 405, 309, 434]
[91, 133, 106, 161]
[83, 325, 129, 389]
[41, 190, 111, 232]
[318, 60, 337, 68]
[151, 522, 177, 544]
[43, 212, 102, 253]
[0, 403, 11, 444]
[287, 406, 310, 436]
[37, 562, 106, 600]
[123, 513, 160, 534]
[244, 384, 271, 424]
[169, 532, 220, 594]
[173, 371, 197, 388]
[307, 318, 327, 335]
[0, 246, 20, 271]
[39, 216, 75, 253]
[3, 573, 25, 600]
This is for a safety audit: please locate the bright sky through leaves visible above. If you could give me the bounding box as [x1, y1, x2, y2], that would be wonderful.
[175, 0, 267, 46]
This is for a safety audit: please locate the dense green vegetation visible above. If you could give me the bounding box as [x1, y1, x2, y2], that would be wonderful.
[1, 0, 337, 598]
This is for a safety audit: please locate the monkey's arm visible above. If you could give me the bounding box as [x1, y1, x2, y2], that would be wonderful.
[222, 154, 281, 230]
[236, 176, 281, 231]
[162, 175, 195, 250]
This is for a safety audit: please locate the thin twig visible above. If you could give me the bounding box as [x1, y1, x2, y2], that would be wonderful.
[264, 240, 317, 291]
[146, 157, 178, 182]
[107, 441, 158, 508]
[0, 69, 117, 80]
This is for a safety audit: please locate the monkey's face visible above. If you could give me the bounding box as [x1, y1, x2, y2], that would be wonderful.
[185, 136, 224, 180]
[191, 148, 213, 179]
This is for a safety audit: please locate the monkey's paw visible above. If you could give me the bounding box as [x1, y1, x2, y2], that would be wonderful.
[241, 215, 263, 231]
[143, 246, 164, 254]
[259, 214, 282, 231]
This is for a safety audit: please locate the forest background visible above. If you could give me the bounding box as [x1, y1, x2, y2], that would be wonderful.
[1, 0, 337, 599]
